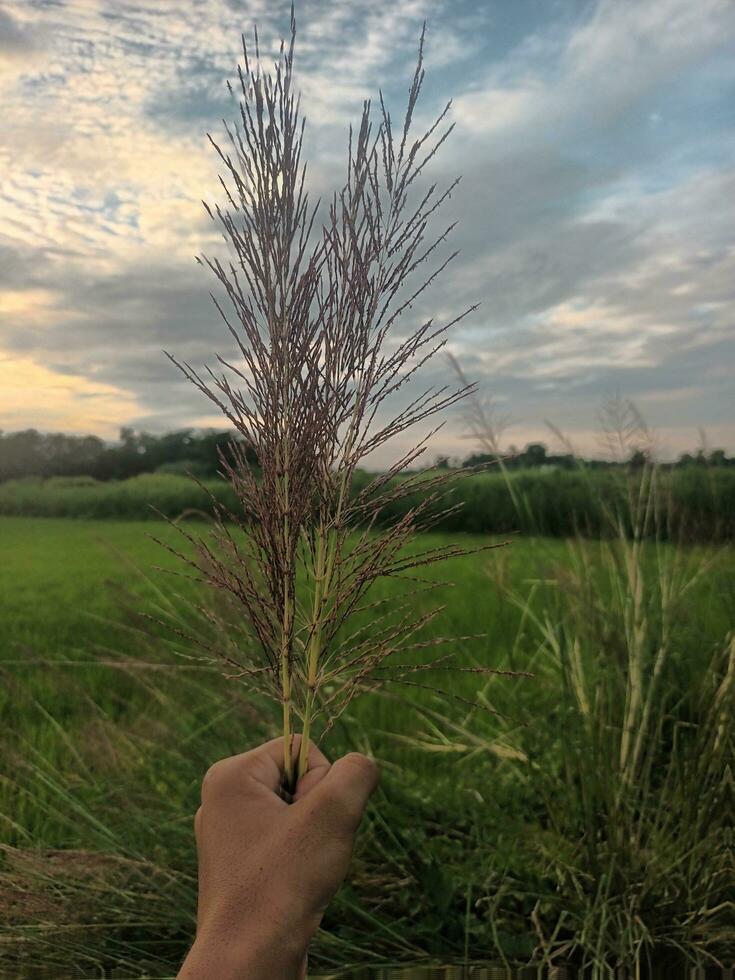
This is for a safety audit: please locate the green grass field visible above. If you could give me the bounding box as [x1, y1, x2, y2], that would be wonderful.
[1, 516, 732, 977]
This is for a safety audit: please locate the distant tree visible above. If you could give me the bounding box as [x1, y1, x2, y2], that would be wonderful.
[463, 442, 566, 471]
[0, 427, 258, 483]
[462, 452, 496, 468]
[0, 429, 106, 481]
[521, 443, 548, 468]
[629, 449, 648, 470]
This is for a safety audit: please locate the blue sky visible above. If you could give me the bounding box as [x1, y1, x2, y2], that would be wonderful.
[0, 0, 733, 462]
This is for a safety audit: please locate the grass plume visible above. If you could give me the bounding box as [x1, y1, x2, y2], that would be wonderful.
[164, 7, 496, 790]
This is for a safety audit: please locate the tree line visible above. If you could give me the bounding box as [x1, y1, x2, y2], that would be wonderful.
[0, 428, 732, 483]
[0, 428, 258, 482]
[440, 441, 735, 472]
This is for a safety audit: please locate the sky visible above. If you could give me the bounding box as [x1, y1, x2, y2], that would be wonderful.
[0, 0, 733, 465]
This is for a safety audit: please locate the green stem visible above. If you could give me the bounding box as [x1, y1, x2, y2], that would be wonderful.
[297, 690, 313, 783]
[297, 527, 328, 782]
[282, 667, 293, 789]
[281, 592, 294, 790]
[281, 425, 294, 790]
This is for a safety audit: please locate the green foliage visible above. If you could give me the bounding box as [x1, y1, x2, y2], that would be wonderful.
[0, 467, 733, 541]
[0, 473, 239, 520]
[0, 427, 257, 482]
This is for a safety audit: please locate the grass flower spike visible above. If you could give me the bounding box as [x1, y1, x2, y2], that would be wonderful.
[166, 6, 499, 792]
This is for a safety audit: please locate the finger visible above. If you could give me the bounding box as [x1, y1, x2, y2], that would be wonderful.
[201, 736, 331, 803]
[200, 743, 283, 803]
[291, 736, 332, 801]
[292, 759, 331, 801]
[303, 752, 380, 832]
[194, 806, 202, 843]
[257, 734, 330, 781]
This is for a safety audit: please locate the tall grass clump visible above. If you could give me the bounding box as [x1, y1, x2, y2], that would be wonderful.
[163, 8, 509, 791]
[449, 383, 734, 975]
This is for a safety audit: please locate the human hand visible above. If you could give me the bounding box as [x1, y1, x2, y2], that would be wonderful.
[177, 736, 380, 980]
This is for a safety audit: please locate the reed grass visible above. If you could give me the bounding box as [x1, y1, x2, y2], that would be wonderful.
[162, 7, 512, 790]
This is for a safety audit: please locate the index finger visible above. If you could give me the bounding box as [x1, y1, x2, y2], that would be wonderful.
[256, 734, 331, 789]
[201, 735, 330, 803]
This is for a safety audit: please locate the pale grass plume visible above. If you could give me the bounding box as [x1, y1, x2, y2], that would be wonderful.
[449, 369, 732, 970]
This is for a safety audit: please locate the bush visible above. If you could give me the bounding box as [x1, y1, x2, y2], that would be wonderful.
[0, 473, 238, 520]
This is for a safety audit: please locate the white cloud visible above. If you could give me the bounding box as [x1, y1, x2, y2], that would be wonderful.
[452, 0, 735, 140]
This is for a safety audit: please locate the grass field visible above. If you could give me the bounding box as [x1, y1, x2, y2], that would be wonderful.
[1, 516, 733, 977]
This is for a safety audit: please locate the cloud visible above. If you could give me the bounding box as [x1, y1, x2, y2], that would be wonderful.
[0, 0, 732, 459]
[452, 0, 735, 140]
[0, 352, 140, 436]
[443, 160, 735, 447]
[0, 6, 33, 54]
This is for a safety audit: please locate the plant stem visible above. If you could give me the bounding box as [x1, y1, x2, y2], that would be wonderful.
[281, 420, 294, 789]
[281, 591, 294, 790]
[282, 671, 293, 788]
[297, 525, 329, 782]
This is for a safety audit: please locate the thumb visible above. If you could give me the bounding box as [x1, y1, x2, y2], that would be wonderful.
[307, 752, 380, 833]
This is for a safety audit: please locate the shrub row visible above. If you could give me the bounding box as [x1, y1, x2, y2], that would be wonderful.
[0, 467, 732, 540]
[0, 474, 238, 521]
[368, 467, 735, 540]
